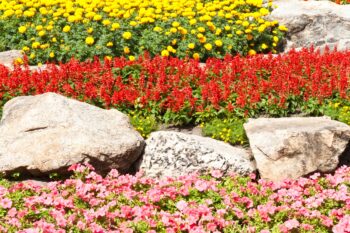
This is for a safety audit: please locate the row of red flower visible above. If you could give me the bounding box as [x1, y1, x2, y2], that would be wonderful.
[0, 47, 349, 121]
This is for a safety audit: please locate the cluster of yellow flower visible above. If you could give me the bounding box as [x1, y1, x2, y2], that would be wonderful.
[0, 0, 287, 64]
[327, 102, 350, 125]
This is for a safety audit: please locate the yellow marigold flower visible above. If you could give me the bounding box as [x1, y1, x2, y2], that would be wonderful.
[105, 56, 112, 61]
[102, 19, 111, 26]
[188, 43, 195, 49]
[278, 25, 288, 31]
[18, 26, 27, 34]
[172, 39, 177, 45]
[204, 43, 212, 51]
[193, 53, 200, 60]
[197, 27, 205, 32]
[46, 25, 53, 31]
[62, 25, 71, 33]
[248, 49, 256, 56]
[172, 21, 180, 27]
[242, 21, 250, 27]
[214, 40, 223, 47]
[38, 30, 46, 37]
[153, 26, 162, 32]
[29, 53, 35, 59]
[236, 30, 243, 35]
[224, 25, 231, 31]
[170, 28, 177, 33]
[36, 25, 43, 31]
[273, 36, 279, 43]
[15, 57, 23, 65]
[130, 21, 137, 26]
[124, 47, 130, 54]
[199, 37, 206, 43]
[247, 34, 253, 40]
[107, 42, 113, 47]
[111, 23, 120, 30]
[129, 56, 135, 61]
[87, 27, 93, 33]
[85, 36, 94, 45]
[190, 19, 197, 25]
[261, 43, 268, 50]
[52, 37, 57, 43]
[93, 14, 102, 21]
[32, 42, 40, 49]
[161, 50, 169, 57]
[49, 52, 55, 58]
[22, 46, 30, 52]
[122, 31, 132, 40]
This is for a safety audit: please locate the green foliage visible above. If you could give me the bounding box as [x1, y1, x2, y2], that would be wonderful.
[129, 112, 158, 138]
[202, 116, 248, 145]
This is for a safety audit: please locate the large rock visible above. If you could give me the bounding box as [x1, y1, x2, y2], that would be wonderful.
[269, 0, 350, 52]
[137, 131, 256, 178]
[244, 117, 350, 182]
[0, 93, 145, 176]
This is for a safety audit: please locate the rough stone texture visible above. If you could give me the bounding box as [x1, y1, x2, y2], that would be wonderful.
[269, 0, 350, 52]
[0, 93, 145, 177]
[244, 117, 350, 182]
[0, 50, 23, 68]
[137, 131, 256, 178]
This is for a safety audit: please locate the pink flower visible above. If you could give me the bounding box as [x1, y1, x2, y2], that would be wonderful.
[176, 200, 188, 211]
[210, 170, 223, 178]
[194, 180, 209, 192]
[333, 215, 350, 233]
[0, 197, 12, 209]
[283, 219, 300, 230]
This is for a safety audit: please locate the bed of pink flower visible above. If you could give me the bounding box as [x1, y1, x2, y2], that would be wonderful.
[0, 164, 349, 233]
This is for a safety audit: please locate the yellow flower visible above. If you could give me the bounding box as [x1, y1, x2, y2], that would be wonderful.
[172, 21, 180, 27]
[87, 27, 93, 33]
[278, 25, 288, 31]
[248, 49, 256, 56]
[124, 47, 130, 54]
[129, 56, 135, 61]
[161, 50, 169, 57]
[261, 43, 268, 50]
[193, 53, 200, 60]
[85, 36, 94, 45]
[153, 26, 162, 32]
[63, 25, 71, 33]
[93, 14, 102, 21]
[22, 46, 30, 52]
[107, 42, 113, 47]
[197, 27, 205, 32]
[38, 30, 46, 37]
[52, 37, 57, 43]
[32, 42, 40, 49]
[214, 40, 223, 47]
[102, 19, 111, 26]
[105, 56, 112, 61]
[236, 30, 243, 35]
[111, 23, 120, 30]
[188, 43, 195, 49]
[273, 36, 279, 43]
[18, 26, 27, 34]
[35, 25, 43, 31]
[204, 43, 212, 51]
[122, 31, 132, 40]
[49, 52, 55, 58]
[29, 53, 35, 59]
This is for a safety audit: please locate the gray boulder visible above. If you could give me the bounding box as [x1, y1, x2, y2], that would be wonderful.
[0, 93, 145, 176]
[137, 131, 256, 178]
[244, 117, 350, 182]
[269, 0, 350, 52]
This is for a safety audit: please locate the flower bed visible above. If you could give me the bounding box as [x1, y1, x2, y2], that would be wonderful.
[0, 0, 286, 64]
[0, 48, 349, 142]
[0, 163, 349, 232]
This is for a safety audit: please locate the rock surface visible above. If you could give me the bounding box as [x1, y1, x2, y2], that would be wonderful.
[244, 117, 350, 182]
[137, 131, 256, 178]
[0, 93, 145, 176]
[269, 0, 350, 52]
[0, 50, 22, 68]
